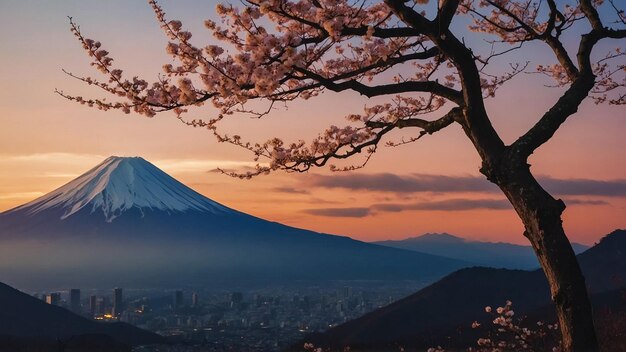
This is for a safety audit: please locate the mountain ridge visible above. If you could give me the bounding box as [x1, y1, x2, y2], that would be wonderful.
[4, 156, 234, 222]
[374, 232, 589, 269]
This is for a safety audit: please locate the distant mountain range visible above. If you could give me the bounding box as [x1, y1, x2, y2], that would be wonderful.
[0, 281, 162, 351]
[0, 156, 468, 289]
[374, 233, 589, 269]
[299, 230, 626, 351]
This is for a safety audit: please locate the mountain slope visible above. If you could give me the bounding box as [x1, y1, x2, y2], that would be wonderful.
[0, 281, 162, 346]
[302, 230, 625, 350]
[1, 156, 234, 230]
[374, 233, 589, 269]
[0, 156, 469, 289]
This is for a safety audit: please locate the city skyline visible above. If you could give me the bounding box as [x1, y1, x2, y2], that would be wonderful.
[29, 282, 413, 351]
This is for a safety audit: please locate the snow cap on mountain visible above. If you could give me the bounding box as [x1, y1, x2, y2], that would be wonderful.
[9, 156, 233, 221]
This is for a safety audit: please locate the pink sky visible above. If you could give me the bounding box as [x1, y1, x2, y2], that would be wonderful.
[1, 1, 625, 245]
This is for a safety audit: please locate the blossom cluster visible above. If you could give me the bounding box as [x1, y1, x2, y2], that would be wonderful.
[474, 301, 561, 352]
[591, 48, 626, 105]
[61, 0, 626, 176]
[428, 300, 562, 352]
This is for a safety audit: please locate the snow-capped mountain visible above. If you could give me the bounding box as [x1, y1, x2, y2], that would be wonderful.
[0, 156, 469, 289]
[8, 156, 232, 222]
[0, 156, 251, 240]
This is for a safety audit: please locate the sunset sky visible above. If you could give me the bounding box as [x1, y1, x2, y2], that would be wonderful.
[1, 0, 625, 245]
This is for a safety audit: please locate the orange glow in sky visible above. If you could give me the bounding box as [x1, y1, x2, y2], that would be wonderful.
[1, 1, 625, 245]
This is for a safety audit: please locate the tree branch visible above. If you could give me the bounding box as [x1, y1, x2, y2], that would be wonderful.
[384, 0, 436, 35]
[385, 0, 507, 163]
[510, 74, 596, 158]
[580, 0, 604, 30]
[511, 3, 626, 158]
[341, 26, 418, 38]
[294, 66, 463, 104]
[436, 0, 461, 32]
[366, 106, 462, 136]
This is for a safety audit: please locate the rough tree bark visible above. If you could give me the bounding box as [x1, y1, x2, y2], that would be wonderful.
[484, 158, 598, 351]
[455, 74, 599, 350]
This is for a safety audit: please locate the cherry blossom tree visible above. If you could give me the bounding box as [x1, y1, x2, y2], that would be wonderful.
[59, 0, 626, 350]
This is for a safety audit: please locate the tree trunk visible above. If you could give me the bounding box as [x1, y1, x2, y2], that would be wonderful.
[488, 163, 599, 352]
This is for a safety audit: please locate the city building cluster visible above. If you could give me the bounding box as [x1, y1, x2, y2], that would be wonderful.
[33, 282, 421, 351]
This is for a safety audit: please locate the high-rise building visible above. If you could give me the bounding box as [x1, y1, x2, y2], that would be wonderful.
[96, 297, 106, 315]
[253, 294, 262, 307]
[112, 288, 123, 316]
[70, 289, 81, 313]
[89, 295, 97, 316]
[230, 292, 243, 309]
[46, 292, 61, 305]
[191, 292, 199, 307]
[344, 286, 353, 298]
[174, 290, 183, 310]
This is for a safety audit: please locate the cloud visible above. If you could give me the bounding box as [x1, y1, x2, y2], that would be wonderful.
[302, 207, 371, 218]
[307, 173, 498, 193]
[0, 192, 45, 200]
[43, 173, 81, 178]
[561, 198, 609, 206]
[540, 177, 626, 197]
[306, 173, 626, 197]
[0, 153, 105, 166]
[155, 160, 263, 174]
[272, 187, 311, 194]
[302, 197, 608, 218]
[374, 198, 512, 212]
[303, 199, 509, 218]
[208, 165, 258, 174]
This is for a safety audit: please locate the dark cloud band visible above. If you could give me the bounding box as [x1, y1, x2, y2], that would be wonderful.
[303, 207, 371, 218]
[302, 197, 608, 218]
[306, 173, 626, 197]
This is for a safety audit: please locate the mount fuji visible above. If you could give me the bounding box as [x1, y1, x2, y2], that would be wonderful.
[0, 156, 468, 289]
